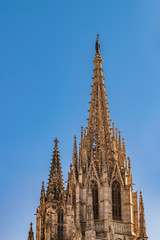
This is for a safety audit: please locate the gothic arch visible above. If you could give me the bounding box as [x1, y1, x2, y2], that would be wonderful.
[85, 161, 101, 188]
[112, 180, 122, 221]
[90, 180, 99, 220]
[111, 163, 124, 187]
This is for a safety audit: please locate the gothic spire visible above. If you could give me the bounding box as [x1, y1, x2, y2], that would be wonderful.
[46, 138, 64, 201]
[72, 135, 78, 171]
[40, 181, 45, 205]
[27, 222, 34, 240]
[122, 137, 127, 168]
[87, 37, 112, 159]
[138, 191, 148, 239]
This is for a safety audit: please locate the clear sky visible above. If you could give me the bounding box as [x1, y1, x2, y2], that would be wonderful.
[0, 0, 160, 239]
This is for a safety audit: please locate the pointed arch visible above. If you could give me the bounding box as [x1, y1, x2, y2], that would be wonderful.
[90, 180, 99, 220]
[112, 180, 122, 221]
[111, 163, 124, 184]
[57, 208, 63, 240]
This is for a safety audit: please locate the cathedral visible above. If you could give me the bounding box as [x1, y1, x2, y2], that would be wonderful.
[27, 38, 148, 240]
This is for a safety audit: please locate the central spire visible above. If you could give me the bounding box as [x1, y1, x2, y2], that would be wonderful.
[87, 37, 112, 159]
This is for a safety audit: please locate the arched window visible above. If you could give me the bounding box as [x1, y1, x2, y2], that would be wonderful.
[112, 180, 121, 221]
[57, 208, 63, 240]
[90, 180, 99, 220]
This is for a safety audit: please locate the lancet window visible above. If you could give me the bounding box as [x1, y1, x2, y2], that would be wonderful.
[90, 180, 99, 220]
[57, 208, 63, 240]
[112, 180, 121, 220]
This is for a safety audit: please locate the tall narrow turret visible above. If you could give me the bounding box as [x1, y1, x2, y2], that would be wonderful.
[27, 222, 34, 240]
[46, 138, 64, 201]
[138, 191, 148, 240]
[72, 135, 78, 172]
[40, 181, 45, 205]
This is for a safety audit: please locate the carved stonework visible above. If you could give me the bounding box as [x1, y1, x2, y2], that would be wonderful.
[26, 38, 148, 240]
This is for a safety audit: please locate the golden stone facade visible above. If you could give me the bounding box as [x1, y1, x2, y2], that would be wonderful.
[27, 39, 148, 240]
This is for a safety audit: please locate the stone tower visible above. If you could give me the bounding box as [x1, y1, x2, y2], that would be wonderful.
[27, 38, 148, 240]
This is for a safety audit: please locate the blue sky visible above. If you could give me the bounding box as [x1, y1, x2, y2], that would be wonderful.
[0, 0, 160, 239]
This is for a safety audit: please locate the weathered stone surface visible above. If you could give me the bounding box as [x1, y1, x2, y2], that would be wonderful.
[27, 38, 148, 240]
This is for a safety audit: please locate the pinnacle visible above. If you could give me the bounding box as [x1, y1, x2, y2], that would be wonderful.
[72, 135, 78, 171]
[30, 222, 33, 231]
[28, 222, 34, 240]
[138, 191, 148, 239]
[46, 138, 64, 201]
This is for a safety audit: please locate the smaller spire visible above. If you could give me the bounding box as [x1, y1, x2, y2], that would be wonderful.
[46, 138, 64, 202]
[138, 191, 148, 239]
[79, 142, 82, 170]
[115, 128, 118, 150]
[40, 181, 45, 205]
[72, 135, 78, 172]
[28, 222, 34, 240]
[118, 130, 121, 150]
[122, 137, 126, 155]
[122, 137, 127, 168]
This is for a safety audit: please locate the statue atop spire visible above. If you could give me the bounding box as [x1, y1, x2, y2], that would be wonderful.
[95, 33, 100, 54]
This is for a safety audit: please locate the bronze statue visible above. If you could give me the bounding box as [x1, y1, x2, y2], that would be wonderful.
[95, 33, 100, 54]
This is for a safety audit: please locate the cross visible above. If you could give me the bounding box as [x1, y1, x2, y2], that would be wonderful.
[54, 138, 59, 145]
[96, 33, 100, 40]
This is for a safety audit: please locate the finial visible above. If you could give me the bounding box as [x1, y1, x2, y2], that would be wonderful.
[95, 33, 100, 54]
[118, 130, 121, 149]
[54, 137, 59, 145]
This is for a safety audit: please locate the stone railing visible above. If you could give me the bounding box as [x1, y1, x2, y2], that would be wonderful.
[94, 220, 104, 232]
[113, 222, 124, 234]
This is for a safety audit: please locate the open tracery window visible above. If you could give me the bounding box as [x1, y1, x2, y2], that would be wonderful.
[90, 180, 99, 220]
[57, 208, 63, 240]
[112, 180, 121, 221]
